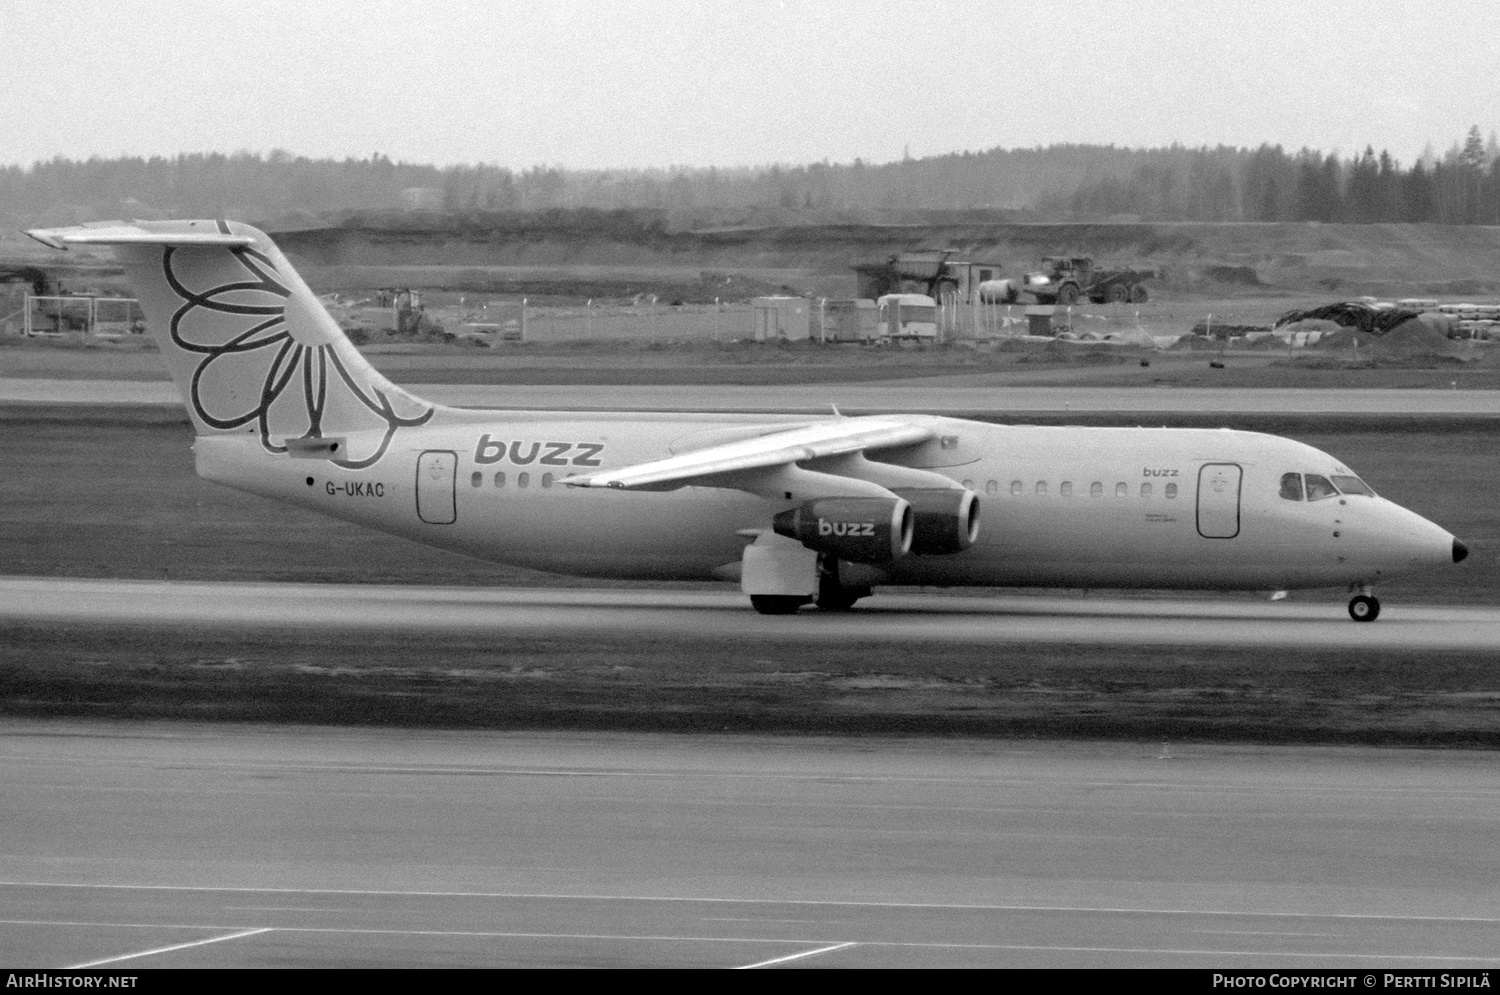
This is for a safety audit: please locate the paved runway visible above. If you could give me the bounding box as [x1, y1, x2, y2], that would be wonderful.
[4, 377, 1500, 415]
[2, 576, 1498, 650]
[1, 722, 1497, 968]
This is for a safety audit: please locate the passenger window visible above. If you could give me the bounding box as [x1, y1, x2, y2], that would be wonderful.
[494, 472, 505, 488]
[1279, 472, 1304, 501]
[1060, 481, 1073, 497]
[1305, 474, 1338, 501]
[1115, 482, 1127, 498]
[986, 480, 998, 496]
[1089, 481, 1103, 498]
[1140, 482, 1152, 498]
[1165, 483, 1178, 499]
[1010, 480, 1023, 496]
[518, 472, 530, 488]
[1331, 475, 1374, 496]
[470, 471, 482, 488]
[962, 479, 975, 490]
[1035, 481, 1048, 496]
[542, 473, 554, 488]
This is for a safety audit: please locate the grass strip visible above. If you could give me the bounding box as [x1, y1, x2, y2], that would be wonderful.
[3, 622, 1497, 746]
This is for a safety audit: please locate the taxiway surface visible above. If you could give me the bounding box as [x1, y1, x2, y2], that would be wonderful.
[2, 577, 1498, 650]
[4, 378, 1500, 416]
[1, 722, 1497, 968]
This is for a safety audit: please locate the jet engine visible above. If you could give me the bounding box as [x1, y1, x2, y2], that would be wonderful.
[892, 488, 981, 555]
[772, 497, 913, 564]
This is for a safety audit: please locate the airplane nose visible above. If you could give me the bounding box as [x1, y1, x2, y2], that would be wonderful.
[1454, 539, 1470, 564]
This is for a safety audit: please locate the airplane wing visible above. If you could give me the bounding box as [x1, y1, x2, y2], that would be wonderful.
[563, 417, 934, 491]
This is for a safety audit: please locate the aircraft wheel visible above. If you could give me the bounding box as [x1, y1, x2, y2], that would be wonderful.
[1348, 595, 1380, 622]
[1129, 284, 1149, 303]
[1108, 283, 1129, 303]
[1057, 285, 1080, 305]
[815, 585, 869, 612]
[751, 595, 809, 615]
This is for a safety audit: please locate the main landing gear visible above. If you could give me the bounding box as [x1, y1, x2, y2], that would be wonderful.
[750, 595, 810, 615]
[749, 559, 871, 615]
[1348, 589, 1381, 622]
[814, 557, 870, 613]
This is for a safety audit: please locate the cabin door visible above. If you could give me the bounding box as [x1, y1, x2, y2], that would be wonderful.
[1197, 463, 1242, 539]
[416, 450, 457, 525]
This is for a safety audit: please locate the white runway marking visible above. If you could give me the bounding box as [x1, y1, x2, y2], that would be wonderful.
[22, 920, 1500, 967]
[68, 927, 272, 968]
[737, 942, 858, 969]
[5, 725, 1494, 968]
[7, 886, 1500, 925]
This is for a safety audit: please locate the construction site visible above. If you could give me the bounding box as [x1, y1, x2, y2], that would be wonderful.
[3, 215, 1500, 366]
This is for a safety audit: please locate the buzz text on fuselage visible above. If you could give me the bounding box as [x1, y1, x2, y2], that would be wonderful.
[474, 435, 605, 468]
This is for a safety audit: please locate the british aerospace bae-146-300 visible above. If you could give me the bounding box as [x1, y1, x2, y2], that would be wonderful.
[26, 220, 1468, 620]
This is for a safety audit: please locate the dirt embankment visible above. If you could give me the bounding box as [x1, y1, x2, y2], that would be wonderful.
[267, 213, 1500, 300]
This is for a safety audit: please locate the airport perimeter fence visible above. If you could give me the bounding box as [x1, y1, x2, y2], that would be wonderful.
[9, 294, 147, 338]
[497, 304, 757, 343]
[517, 300, 1028, 344]
[475, 299, 1047, 344]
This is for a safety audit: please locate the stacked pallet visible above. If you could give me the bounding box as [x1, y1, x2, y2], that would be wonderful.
[1437, 303, 1500, 338]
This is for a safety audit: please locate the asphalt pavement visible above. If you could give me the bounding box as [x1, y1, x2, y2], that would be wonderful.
[2, 722, 1498, 968]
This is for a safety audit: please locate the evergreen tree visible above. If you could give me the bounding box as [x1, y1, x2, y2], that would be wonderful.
[1402, 161, 1434, 222]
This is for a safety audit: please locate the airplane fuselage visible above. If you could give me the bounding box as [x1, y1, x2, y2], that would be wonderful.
[197, 410, 1456, 593]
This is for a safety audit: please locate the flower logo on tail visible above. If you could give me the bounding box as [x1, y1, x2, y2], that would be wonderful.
[163, 243, 433, 468]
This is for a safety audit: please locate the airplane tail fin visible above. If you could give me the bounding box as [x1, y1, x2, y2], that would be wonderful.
[24, 219, 435, 468]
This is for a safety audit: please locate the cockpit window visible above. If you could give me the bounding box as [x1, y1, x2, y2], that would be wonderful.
[1304, 473, 1338, 501]
[1331, 475, 1374, 496]
[1279, 472, 1304, 501]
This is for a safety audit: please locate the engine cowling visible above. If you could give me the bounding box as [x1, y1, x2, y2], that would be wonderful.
[892, 488, 980, 555]
[772, 497, 913, 564]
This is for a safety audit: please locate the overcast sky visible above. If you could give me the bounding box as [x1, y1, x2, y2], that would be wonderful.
[3, 0, 1496, 170]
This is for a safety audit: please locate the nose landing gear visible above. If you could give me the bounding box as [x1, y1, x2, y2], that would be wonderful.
[1348, 587, 1381, 622]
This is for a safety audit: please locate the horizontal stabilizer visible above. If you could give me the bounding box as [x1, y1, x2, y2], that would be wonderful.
[24, 221, 254, 250]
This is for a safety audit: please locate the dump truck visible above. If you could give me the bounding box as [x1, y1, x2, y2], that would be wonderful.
[0, 265, 52, 296]
[992, 256, 1157, 306]
[852, 250, 1004, 306]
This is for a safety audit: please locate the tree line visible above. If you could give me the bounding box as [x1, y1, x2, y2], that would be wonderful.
[3, 129, 1497, 227]
[1047, 128, 1500, 224]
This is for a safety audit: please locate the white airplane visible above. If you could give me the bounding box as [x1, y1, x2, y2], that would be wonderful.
[27, 220, 1468, 621]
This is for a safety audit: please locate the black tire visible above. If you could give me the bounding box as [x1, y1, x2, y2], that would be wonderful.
[1107, 283, 1129, 303]
[751, 595, 808, 615]
[1348, 595, 1380, 622]
[815, 582, 869, 612]
[815, 591, 860, 612]
[815, 558, 867, 611]
[1056, 284, 1080, 306]
[1129, 284, 1149, 303]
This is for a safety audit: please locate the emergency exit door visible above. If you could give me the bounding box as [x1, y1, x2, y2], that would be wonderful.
[1197, 463, 1242, 539]
[416, 450, 457, 524]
